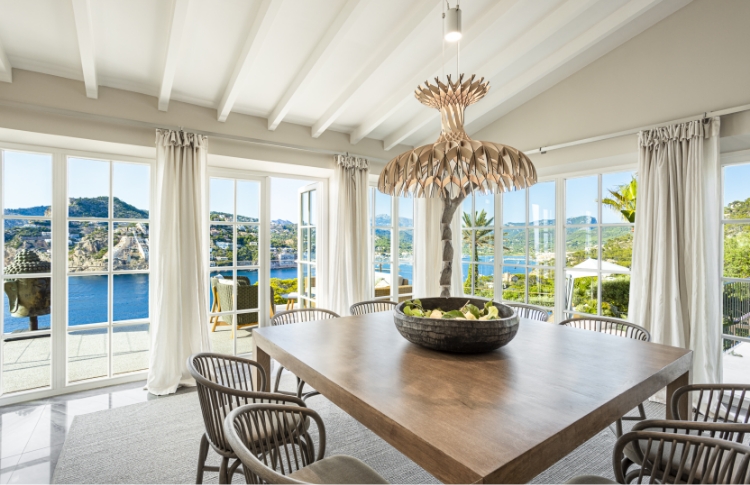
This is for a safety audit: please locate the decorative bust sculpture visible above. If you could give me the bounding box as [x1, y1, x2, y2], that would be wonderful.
[4, 249, 51, 331]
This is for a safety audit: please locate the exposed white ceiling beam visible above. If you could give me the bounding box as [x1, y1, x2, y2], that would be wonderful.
[457, 0, 674, 139]
[158, 0, 191, 112]
[217, 0, 283, 122]
[71, 0, 98, 99]
[349, 0, 525, 146]
[267, 0, 370, 131]
[382, 0, 599, 150]
[310, 0, 437, 139]
[0, 36, 11, 83]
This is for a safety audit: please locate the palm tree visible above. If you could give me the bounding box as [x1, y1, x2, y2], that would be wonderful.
[602, 177, 637, 223]
[462, 209, 494, 292]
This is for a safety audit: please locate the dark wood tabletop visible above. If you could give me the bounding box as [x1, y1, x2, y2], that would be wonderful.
[252, 312, 692, 484]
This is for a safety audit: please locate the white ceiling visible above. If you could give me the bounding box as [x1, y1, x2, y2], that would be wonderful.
[0, 0, 690, 151]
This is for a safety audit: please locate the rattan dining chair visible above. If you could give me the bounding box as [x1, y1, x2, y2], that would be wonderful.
[559, 315, 651, 436]
[270, 308, 340, 400]
[567, 429, 750, 484]
[616, 384, 750, 482]
[618, 419, 750, 483]
[350, 300, 397, 316]
[504, 302, 551, 322]
[188, 353, 307, 484]
[224, 403, 389, 484]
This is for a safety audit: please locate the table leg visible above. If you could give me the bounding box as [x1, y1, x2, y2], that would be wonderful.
[252, 338, 271, 392]
[666, 371, 690, 419]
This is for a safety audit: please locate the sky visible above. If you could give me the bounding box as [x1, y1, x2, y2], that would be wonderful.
[566, 171, 634, 223]
[724, 164, 750, 210]
[209, 177, 310, 223]
[4, 153, 150, 212]
[271, 177, 310, 222]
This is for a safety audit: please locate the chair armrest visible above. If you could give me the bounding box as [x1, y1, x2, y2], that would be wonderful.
[632, 418, 750, 442]
[670, 383, 750, 422]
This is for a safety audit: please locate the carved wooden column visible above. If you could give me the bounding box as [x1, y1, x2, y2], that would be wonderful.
[439, 196, 465, 298]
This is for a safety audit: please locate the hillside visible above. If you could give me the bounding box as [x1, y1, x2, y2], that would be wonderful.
[68, 197, 149, 219]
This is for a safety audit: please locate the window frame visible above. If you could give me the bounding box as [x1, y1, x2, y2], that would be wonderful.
[720, 153, 750, 346]
[368, 187, 415, 302]
[562, 172, 635, 320]
[207, 169, 268, 357]
[458, 165, 638, 323]
[0, 141, 154, 406]
[65, 156, 153, 384]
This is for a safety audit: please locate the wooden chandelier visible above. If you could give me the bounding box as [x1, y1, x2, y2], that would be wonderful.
[377, 74, 537, 200]
[377, 74, 538, 298]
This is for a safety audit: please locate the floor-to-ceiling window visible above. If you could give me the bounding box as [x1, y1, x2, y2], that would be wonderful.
[208, 176, 264, 356]
[66, 157, 151, 383]
[369, 189, 414, 302]
[460, 182, 556, 319]
[721, 161, 750, 383]
[563, 172, 635, 320]
[0, 147, 153, 402]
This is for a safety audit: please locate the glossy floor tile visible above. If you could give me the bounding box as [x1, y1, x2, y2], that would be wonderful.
[0, 380, 195, 483]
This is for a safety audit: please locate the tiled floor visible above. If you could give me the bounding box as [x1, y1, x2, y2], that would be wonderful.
[0, 380, 194, 484]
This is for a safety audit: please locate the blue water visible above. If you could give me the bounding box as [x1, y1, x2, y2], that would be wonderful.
[374, 256, 530, 287]
[3, 273, 151, 334]
[5, 262, 530, 334]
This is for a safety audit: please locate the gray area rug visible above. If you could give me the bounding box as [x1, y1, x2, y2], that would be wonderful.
[53, 384, 664, 484]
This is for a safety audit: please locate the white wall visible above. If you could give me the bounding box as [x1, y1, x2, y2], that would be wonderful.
[472, 0, 750, 174]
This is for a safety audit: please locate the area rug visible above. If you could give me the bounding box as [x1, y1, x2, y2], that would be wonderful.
[53, 386, 664, 484]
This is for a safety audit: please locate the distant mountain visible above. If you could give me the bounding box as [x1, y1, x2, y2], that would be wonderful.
[566, 215, 598, 225]
[272, 219, 294, 226]
[5, 205, 50, 217]
[374, 214, 414, 227]
[68, 197, 149, 219]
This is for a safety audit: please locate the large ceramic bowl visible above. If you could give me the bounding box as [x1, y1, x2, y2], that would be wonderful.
[393, 297, 519, 353]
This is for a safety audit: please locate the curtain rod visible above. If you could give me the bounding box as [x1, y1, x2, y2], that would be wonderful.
[525, 103, 750, 155]
[0, 99, 388, 163]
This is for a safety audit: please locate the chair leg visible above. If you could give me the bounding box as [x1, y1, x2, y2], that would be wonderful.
[218, 456, 229, 484]
[637, 402, 646, 420]
[273, 365, 285, 393]
[227, 459, 242, 482]
[615, 418, 623, 437]
[196, 434, 209, 484]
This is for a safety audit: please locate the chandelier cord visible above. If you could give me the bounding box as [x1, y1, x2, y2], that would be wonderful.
[441, 0, 446, 80]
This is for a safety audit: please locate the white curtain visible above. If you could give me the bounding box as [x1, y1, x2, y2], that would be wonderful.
[414, 197, 464, 298]
[328, 155, 369, 315]
[629, 118, 722, 392]
[147, 129, 210, 396]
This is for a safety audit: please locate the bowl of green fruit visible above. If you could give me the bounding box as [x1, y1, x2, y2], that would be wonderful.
[393, 297, 519, 353]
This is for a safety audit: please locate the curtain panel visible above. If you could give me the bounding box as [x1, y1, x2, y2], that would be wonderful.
[147, 129, 210, 395]
[629, 118, 722, 391]
[328, 155, 369, 315]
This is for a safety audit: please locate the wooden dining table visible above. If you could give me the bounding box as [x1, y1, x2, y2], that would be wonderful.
[251, 312, 692, 484]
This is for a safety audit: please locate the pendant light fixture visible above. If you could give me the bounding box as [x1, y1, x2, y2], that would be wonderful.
[376, 1, 538, 298]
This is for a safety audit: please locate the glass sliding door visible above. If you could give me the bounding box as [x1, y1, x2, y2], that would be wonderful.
[1, 150, 54, 394]
[208, 176, 264, 356]
[297, 184, 318, 308]
[66, 158, 151, 383]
